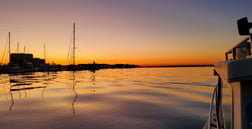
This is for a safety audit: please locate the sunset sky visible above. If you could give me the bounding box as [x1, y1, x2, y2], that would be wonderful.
[0, 0, 252, 66]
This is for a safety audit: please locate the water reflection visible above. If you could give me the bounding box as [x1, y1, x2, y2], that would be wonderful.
[70, 71, 78, 117]
[68, 70, 97, 116]
[91, 70, 96, 86]
[8, 86, 14, 111]
[0, 67, 217, 129]
[5, 72, 53, 111]
[41, 72, 49, 99]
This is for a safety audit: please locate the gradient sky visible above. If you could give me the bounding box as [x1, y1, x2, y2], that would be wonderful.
[0, 0, 252, 66]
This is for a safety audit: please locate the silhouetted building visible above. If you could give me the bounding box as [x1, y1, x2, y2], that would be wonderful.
[33, 58, 45, 66]
[10, 53, 33, 65]
[9, 53, 45, 66]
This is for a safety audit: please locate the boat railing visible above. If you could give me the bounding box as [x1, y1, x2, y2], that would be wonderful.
[225, 36, 250, 61]
[207, 85, 217, 129]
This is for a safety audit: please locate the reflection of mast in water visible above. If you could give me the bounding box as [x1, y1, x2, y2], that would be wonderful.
[71, 71, 78, 117]
[7, 73, 48, 111]
[41, 72, 49, 99]
[8, 75, 14, 111]
[91, 70, 96, 86]
[9, 91, 14, 111]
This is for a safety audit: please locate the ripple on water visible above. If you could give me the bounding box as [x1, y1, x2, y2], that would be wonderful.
[0, 67, 215, 129]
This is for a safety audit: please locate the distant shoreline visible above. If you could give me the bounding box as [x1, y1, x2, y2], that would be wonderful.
[140, 64, 214, 68]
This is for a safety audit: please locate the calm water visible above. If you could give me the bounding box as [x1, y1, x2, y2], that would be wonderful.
[0, 67, 217, 129]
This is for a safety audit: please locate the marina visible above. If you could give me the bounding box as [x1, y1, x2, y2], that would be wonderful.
[1, 1, 252, 129]
[0, 24, 139, 73]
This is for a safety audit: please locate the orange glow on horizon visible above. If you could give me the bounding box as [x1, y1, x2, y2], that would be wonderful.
[0, 1, 244, 67]
[45, 55, 223, 66]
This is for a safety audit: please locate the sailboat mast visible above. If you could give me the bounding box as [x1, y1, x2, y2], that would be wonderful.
[44, 42, 46, 63]
[8, 32, 11, 63]
[17, 41, 19, 53]
[73, 23, 76, 65]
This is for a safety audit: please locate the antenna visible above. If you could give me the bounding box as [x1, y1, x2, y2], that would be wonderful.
[73, 22, 76, 65]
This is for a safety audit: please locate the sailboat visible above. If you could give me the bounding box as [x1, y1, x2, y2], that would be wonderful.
[0, 32, 34, 73]
[66, 22, 78, 71]
[203, 17, 252, 129]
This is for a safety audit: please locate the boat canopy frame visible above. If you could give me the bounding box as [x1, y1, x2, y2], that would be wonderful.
[225, 36, 250, 61]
